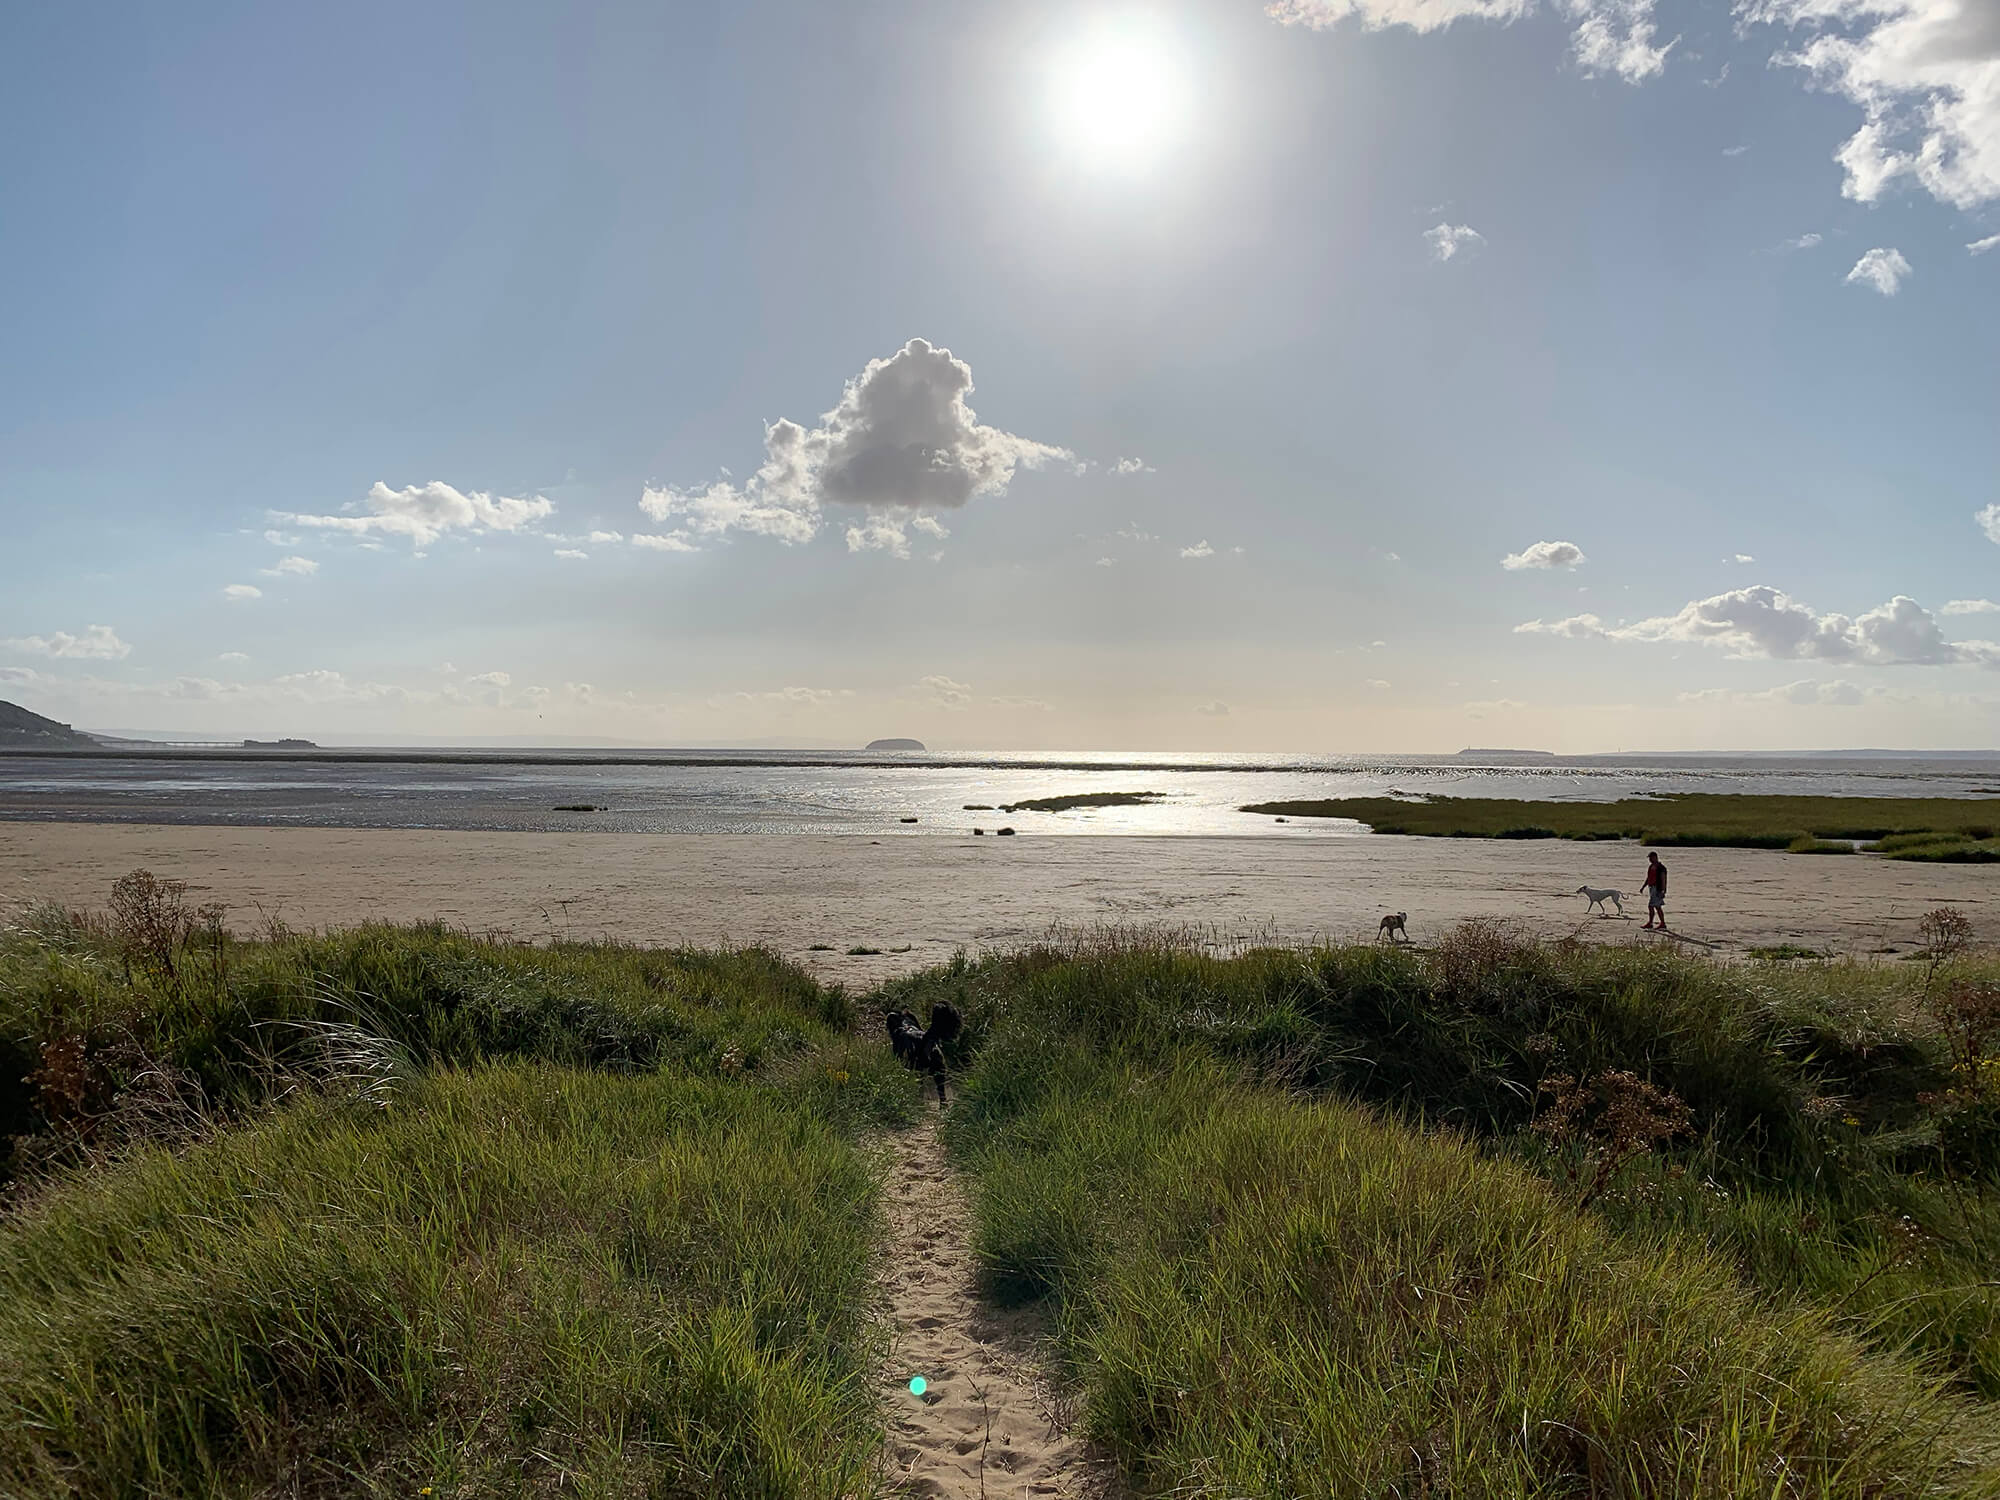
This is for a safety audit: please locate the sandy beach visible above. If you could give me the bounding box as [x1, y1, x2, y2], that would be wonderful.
[5, 820, 1998, 979]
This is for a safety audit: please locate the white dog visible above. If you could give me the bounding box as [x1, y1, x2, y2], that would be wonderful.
[1576, 885, 1625, 917]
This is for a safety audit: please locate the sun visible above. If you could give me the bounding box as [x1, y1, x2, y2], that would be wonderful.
[1044, 13, 1193, 173]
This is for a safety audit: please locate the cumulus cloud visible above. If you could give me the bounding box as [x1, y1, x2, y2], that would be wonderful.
[1424, 222, 1486, 261]
[1971, 233, 2000, 254]
[219, 651, 250, 663]
[3, 624, 131, 660]
[1976, 503, 2000, 544]
[1845, 246, 1913, 294]
[640, 338, 1067, 554]
[1778, 232, 1823, 250]
[1742, 0, 2000, 210]
[1502, 539, 1586, 570]
[260, 555, 318, 577]
[553, 549, 588, 560]
[222, 584, 263, 602]
[274, 481, 555, 548]
[1197, 700, 1231, 716]
[1180, 540, 1217, 559]
[1943, 598, 2000, 614]
[631, 532, 698, 553]
[1729, 553, 1757, 563]
[1518, 586, 1994, 666]
[1112, 457, 1155, 475]
[587, 530, 626, 544]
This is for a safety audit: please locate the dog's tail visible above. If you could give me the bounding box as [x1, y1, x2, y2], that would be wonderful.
[923, 1001, 963, 1048]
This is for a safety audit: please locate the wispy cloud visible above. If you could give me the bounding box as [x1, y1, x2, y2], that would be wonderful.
[222, 584, 263, 602]
[260, 555, 318, 577]
[1970, 234, 2000, 256]
[2, 624, 131, 660]
[274, 481, 554, 549]
[1424, 222, 1486, 261]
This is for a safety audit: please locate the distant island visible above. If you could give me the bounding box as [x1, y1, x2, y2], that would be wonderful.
[865, 738, 926, 752]
[0, 699, 95, 749]
[243, 738, 318, 749]
[1456, 747, 1557, 761]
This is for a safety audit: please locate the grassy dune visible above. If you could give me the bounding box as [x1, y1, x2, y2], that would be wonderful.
[1241, 792, 2000, 854]
[0, 893, 919, 1497]
[8, 878, 2000, 1496]
[888, 929, 2000, 1491]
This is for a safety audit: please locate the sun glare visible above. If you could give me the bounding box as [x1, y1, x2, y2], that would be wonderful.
[1045, 14, 1192, 173]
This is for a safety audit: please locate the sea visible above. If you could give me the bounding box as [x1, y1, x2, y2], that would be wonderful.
[3, 749, 1999, 837]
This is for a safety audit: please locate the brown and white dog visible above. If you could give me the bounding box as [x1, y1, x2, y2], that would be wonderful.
[1377, 912, 1410, 943]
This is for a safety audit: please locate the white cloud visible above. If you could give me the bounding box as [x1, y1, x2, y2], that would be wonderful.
[222, 584, 263, 602]
[1270, 0, 1670, 84]
[1095, 556, 1117, 567]
[1197, 700, 1231, 716]
[219, 651, 250, 663]
[911, 515, 950, 539]
[1502, 539, 1586, 570]
[631, 531, 698, 553]
[640, 338, 1068, 549]
[916, 674, 974, 709]
[1515, 614, 1608, 638]
[1520, 586, 1984, 665]
[587, 530, 626, 544]
[1465, 698, 1528, 717]
[1366, 678, 1392, 689]
[1845, 246, 1912, 294]
[1943, 598, 2000, 614]
[1681, 678, 1869, 706]
[260, 555, 318, 577]
[1742, 0, 2000, 210]
[553, 549, 588, 560]
[847, 515, 913, 558]
[1424, 222, 1486, 261]
[274, 481, 555, 548]
[1724, 144, 1752, 156]
[1977, 503, 2000, 545]
[1777, 232, 1823, 250]
[1112, 457, 1154, 475]
[1971, 233, 2000, 254]
[731, 686, 852, 707]
[1180, 540, 1217, 559]
[1565, 0, 1676, 81]
[263, 529, 299, 547]
[1728, 553, 1757, 564]
[3, 624, 131, 660]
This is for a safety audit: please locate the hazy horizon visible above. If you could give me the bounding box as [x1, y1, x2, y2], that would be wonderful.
[4, 1, 1996, 755]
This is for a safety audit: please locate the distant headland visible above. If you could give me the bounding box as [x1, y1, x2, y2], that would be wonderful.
[865, 738, 926, 752]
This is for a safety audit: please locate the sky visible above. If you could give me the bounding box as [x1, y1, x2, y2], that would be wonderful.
[2, 0, 1997, 753]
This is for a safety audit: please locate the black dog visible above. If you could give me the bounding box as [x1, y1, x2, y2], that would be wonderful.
[885, 1002, 962, 1103]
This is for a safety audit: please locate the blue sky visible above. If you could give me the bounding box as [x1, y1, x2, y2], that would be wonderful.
[3, 0, 1996, 750]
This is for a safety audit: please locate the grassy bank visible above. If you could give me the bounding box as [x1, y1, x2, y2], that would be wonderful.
[1241, 792, 2000, 852]
[0, 880, 920, 1497]
[883, 927, 2000, 1491]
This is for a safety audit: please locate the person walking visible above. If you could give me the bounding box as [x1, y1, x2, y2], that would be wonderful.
[1641, 851, 1668, 930]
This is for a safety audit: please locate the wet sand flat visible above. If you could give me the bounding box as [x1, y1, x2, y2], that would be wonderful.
[4, 821, 1997, 980]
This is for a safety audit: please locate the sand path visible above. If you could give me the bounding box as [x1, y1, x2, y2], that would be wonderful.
[874, 1110, 1118, 1499]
